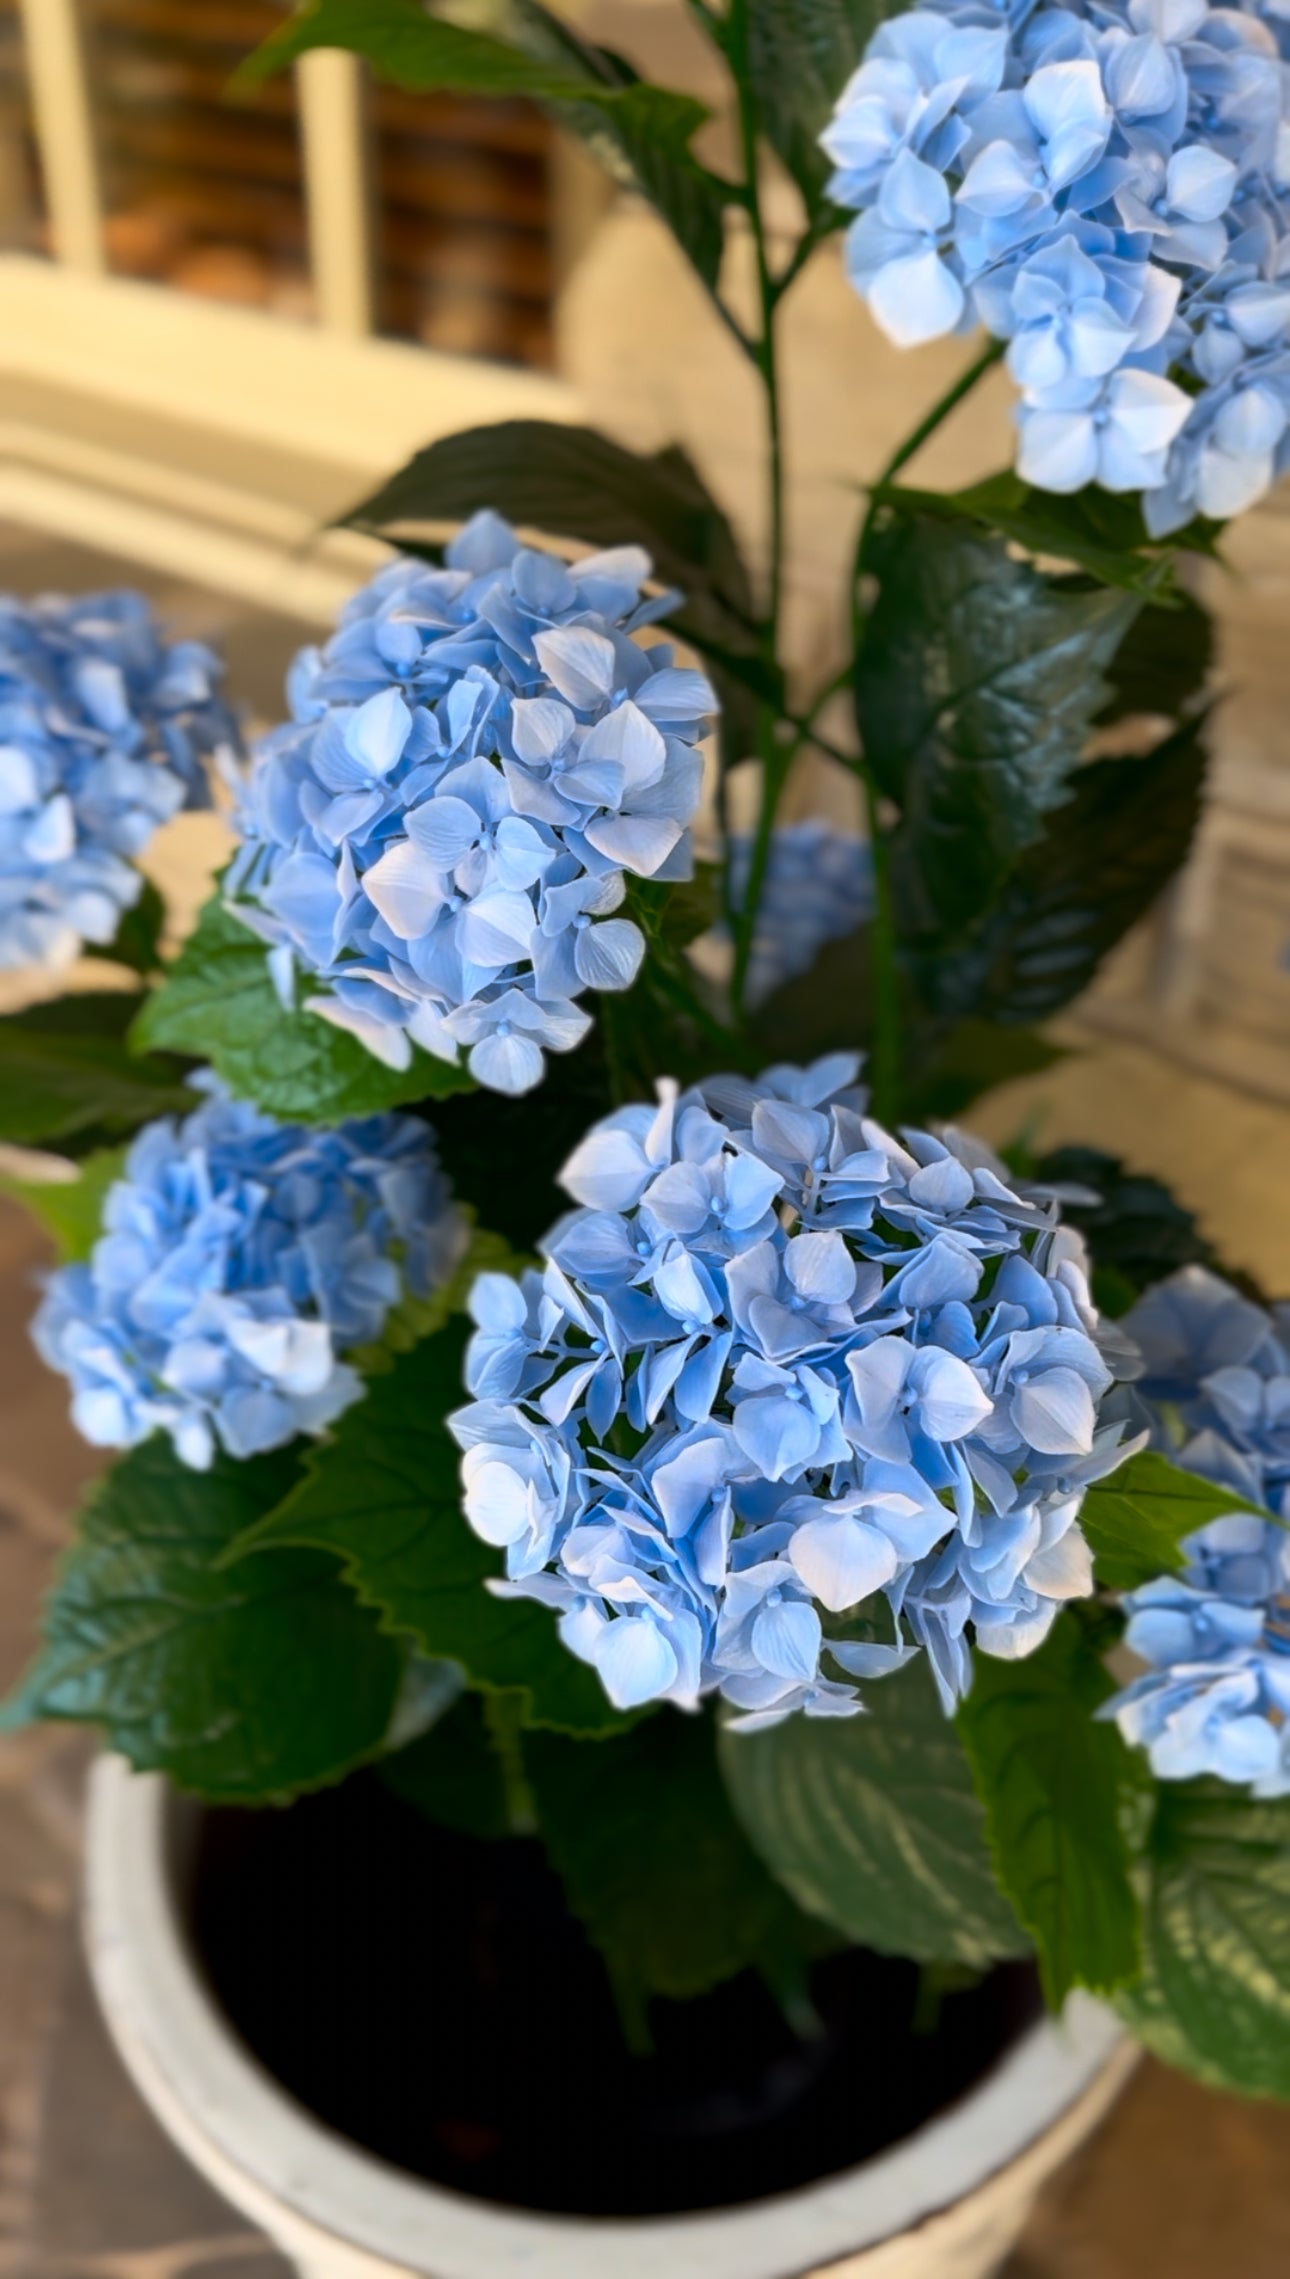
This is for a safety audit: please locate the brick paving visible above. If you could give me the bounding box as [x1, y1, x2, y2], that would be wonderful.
[0, 520, 1288, 2276]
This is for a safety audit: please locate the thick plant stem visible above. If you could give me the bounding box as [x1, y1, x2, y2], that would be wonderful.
[727, 0, 790, 1019]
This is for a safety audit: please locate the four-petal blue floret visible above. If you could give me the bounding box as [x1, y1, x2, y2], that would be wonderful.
[449, 1054, 1138, 1728]
[0, 589, 238, 969]
[1107, 1264, 1290, 1793]
[32, 1076, 463, 1471]
[824, 0, 1290, 523]
[225, 512, 715, 1095]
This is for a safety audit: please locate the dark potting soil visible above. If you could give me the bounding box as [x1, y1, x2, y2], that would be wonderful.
[188, 1770, 1041, 2219]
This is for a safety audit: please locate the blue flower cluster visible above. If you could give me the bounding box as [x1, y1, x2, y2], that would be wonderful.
[0, 589, 236, 970]
[449, 1055, 1138, 1727]
[33, 1076, 461, 1471]
[1108, 1265, 1290, 1793]
[226, 513, 715, 1095]
[823, 0, 1290, 526]
[727, 823, 874, 1008]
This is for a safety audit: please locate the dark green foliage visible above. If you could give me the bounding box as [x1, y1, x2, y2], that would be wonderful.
[133, 897, 473, 1122]
[0, 993, 192, 1150]
[957, 1610, 1141, 2008]
[857, 505, 1140, 945]
[235, 1318, 636, 1736]
[1119, 1781, 1290, 2100]
[527, 1710, 810, 2014]
[739, 0, 898, 218]
[333, 420, 769, 765]
[718, 1658, 1030, 1966]
[381, 1692, 512, 1840]
[2, 1438, 403, 1800]
[880, 474, 1218, 595]
[87, 879, 167, 976]
[913, 716, 1207, 1026]
[1033, 1144, 1219, 1310]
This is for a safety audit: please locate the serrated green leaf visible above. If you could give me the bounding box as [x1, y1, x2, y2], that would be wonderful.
[527, 1710, 808, 2014]
[956, 1611, 1141, 2009]
[337, 419, 760, 672]
[881, 474, 1217, 595]
[1118, 1780, 1290, 2100]
[233, 1316, 635, 1737]
[718, 1657, 1030, 1967]
[1081, 1451, 1270, 1594]
[857, 506, 1140, 948]
[3, 1438, 403, 1800]
[901, 1018, 1066, 1122]
[240, 0, 734, 290]
[133, 896, 473, 1122]
[0, 993, 193, 1148]
[0, 1141, 127, 1261]
[913, 716, 1208, 1027]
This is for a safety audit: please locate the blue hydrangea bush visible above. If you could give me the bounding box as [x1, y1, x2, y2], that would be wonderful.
[5, 0, 1290, 2119]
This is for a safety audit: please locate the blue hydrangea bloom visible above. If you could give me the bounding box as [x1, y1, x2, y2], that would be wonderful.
[721, 823, 874, 1008]
[449, 1055, 1138, 1727]
[226, 512, 716, 1096]
[0, 589, 237, 970]
[33, 1075, 462, 1471]
[1107, 1265, 1290, 1793]
[823, 0, 1290, 524]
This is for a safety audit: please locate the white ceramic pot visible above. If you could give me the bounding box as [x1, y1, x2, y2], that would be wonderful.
[84, 1754, 1137, 2279]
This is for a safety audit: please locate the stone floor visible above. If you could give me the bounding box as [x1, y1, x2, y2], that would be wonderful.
[1, 518, 1290, 2275]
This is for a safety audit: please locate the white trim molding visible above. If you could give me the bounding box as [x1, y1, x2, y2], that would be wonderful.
[15, 0, 104, 272]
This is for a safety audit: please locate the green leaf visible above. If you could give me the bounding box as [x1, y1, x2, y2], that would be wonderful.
[742, 0, 896, 218]
[1098, 588, 1214, 726]
[0, 1141, 127, 1261]
[956, 1611, 1141, 2009]
[914, 715, 1208, 1027]
[235, 1316, 635, 1737]
[1080, 1450, 1270, 1595]
[381, 1690, 512, 1840]
[0, 993, 193, 1149]
[1118, 1780, 1290, 2100]
[857, 505, 1141, 945]
[133, 896, 473, 1122]
[718, 1657, 1030, 1967]
[882, 474, 1217, 596]
[527, 1710, 807, 2011]
[902, 1017, 1067, 1122]
[1032, 1145, 1219, 1307]
[337, 419, 761, 684]
[3, 1438, 403, 1801]
[241, 0, 734, 290]
[87, 879, 167, 976]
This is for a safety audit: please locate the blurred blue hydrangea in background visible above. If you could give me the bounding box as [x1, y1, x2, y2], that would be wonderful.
[725, 822, 874, 1008]
[1108, 1264, 1290, 1792]
[33, 1075, 462, 1470]
[823, 0, 1290, 525]
[449, 1053, 1141, 1727]
[0, 589, 238, 970]
[226, 511, 716, 1095]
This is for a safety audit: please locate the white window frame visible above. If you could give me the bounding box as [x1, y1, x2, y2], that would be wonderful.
[3, 3, 584, 612]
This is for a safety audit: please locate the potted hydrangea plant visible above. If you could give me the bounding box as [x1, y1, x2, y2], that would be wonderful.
[5, 0, 1290, 2270]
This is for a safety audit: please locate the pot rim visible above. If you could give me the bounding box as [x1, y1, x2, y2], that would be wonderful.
[84, 1751, 1133, 2279]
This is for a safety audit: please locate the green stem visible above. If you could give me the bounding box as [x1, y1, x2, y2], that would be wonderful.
[483, 1692, 537, 1837]
[727, 0, 789, 1020]
[851, 336, 1005, 1125]
[870, 335, 1005, 501]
